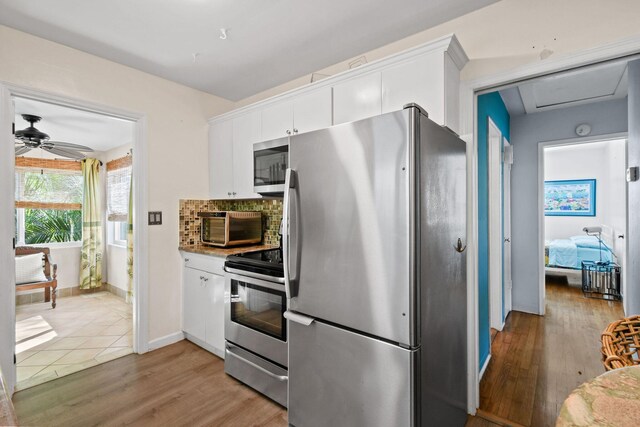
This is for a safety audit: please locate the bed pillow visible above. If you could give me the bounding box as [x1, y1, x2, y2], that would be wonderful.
[570, 235, 602, 249]
[15, 253, 48, 285]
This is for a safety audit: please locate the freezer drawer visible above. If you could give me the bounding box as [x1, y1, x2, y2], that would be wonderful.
[288, 319, 418, 427]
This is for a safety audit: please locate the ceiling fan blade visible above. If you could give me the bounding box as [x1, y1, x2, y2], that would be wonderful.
[41, 146, 87, 160]
[15, 146, 32, 156]
[42, 141, 95, 152]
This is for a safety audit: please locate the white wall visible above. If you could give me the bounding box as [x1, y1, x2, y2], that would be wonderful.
[0, 25, 234, 343]
[236, 0, 640, 108]
[544, 141, 617, 241]
[510, 98, 628, 314]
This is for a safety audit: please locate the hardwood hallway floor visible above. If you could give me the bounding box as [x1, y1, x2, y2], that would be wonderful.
[477, 277, 624, 426]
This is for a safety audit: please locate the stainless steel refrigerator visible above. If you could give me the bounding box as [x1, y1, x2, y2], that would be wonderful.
[282, 104, 468, 427]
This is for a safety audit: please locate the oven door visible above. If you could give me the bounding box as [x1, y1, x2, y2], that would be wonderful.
[253, 138, 289, 195]
[225, 271, 288, 367]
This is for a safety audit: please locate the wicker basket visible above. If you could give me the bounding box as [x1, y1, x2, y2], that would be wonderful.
[601, 315, 640, 371]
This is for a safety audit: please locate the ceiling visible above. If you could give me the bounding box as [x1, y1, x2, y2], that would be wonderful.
[14, 97, 135, 152]
[0, 0, 497, 101]
[500, 59, 630, 116]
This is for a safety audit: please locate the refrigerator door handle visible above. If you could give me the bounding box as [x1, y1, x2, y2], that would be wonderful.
[284, 310, 314, 326]
[283, 168, 297, 300]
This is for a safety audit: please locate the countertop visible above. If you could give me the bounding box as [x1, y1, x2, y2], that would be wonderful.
[179, 243, 278, 257]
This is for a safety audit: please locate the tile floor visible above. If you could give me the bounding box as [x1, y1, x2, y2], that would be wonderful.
[15, 291, 133, 390]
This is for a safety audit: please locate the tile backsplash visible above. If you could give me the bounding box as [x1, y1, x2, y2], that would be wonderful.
[179, 199, 283, 247]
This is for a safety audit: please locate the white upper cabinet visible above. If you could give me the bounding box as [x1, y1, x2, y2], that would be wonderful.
[261, 101, 294, 141]
[209, 119, 234, 199]
[232, 110, 261, 199]
[260, 87, 332, 140]
[209, 112, 262, 200]
[382, 51, 462, 133]
[292, 87, 332, 134]
[333, 72, 382, 125]
[208, 35, 468, 198]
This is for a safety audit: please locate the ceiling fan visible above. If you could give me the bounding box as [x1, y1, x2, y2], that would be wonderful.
[14, 114, 94, 160]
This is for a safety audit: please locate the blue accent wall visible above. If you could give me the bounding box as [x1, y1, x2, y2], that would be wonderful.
[477, 92, 510, 371]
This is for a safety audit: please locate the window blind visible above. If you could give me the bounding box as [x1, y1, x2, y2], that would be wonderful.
[15, 166, 83, 210]
[107, 165, 131, 222]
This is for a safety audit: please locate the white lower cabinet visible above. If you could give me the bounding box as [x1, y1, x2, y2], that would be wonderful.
[204, 272, 225, 353]
[182, 253, 226, 359]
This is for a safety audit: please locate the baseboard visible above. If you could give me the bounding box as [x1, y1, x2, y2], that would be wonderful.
[511, 304, 540, 316]
[148, 331, 185, 351]
[479, 354, 492, 380]
[183, 334, 225, 360]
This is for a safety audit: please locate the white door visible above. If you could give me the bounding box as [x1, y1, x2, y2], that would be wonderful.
[209, 119, 234, 199]
[204, 272, 225, 356]
[0, 89, 16, 394]
[381, 52, 444, 123]
[503, 138, 513, 316]
[488, 118, 503, 330]
[261, 101, 293, 141]
[232, 111, 261, 199]
[333, 72, 382, 125]
[183, 267, 206, 342]
[292, 87, 332, 135]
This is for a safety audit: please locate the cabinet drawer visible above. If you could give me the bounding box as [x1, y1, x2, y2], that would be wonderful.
[183, 252, 225, 275]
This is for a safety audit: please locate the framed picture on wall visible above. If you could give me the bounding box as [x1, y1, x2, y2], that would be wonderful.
[544, 179, 596, 216]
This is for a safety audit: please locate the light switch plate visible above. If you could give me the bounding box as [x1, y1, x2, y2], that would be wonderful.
[148, 211, 162, 225]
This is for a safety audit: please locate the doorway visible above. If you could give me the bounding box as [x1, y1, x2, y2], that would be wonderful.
[474, 56, 631, 425]
[0, 84, 149, 395]
[539, 137, 627, 309]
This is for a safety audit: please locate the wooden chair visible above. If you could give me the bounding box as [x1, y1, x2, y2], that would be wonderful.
[601, 315, 640, 370]
[15, 246, 57, 309]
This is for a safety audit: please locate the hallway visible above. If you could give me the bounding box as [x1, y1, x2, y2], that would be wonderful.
[477, 277, 623, 426]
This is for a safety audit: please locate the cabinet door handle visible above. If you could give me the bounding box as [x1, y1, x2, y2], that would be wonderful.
[293, 128, 298, 133]
[203, 277, 209, 282]
[286, 130, 291, 135]
[185, 258, 190, 262]
[227, 192, 231, 196]
[232, 192, 236, 196]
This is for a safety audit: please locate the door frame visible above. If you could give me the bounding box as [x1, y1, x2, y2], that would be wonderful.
[502, 138, 513, 316]
[537, 133, 628, 315]
[0, 81, 150, 395]
[460, 34, 640, 414]
[487, 117, 504, 331]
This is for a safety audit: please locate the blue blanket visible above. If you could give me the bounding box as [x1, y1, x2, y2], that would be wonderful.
[548, 236, 613, 269]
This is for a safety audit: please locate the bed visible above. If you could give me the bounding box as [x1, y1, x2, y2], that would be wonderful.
[545, 235, 614, 270]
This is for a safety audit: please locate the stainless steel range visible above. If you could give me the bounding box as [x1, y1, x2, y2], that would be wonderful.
[223, 248, 288, 407]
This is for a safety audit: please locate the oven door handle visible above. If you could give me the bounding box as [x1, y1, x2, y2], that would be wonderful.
[283, 168, 297, 300]
[223, 266, 285, 284]
[226, 343, 288, 382]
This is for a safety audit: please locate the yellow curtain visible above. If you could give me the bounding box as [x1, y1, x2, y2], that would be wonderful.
[79, 158, 103, 289]
[126, 174, 133, 303]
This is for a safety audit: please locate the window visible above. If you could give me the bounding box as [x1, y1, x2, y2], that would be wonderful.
[107, 161, 131, 246]
[15, 167, 83, 245]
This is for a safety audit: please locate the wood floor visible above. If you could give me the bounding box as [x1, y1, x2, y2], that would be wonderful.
[12, 277, 622, 427]
[13, 340, 287, 427]
[477, 277, 624, 426]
